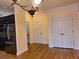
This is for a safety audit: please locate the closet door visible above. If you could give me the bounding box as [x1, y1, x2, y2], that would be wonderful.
[50, 17, 63, 47]
[49, 16, 73, 48]
[62, 17, 73, 48]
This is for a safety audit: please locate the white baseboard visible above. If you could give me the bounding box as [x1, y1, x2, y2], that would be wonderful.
[32, 41, 49, 44]
[74, 47, 79, 50]
[49, 44, 54, 48]
[17, 48, 28, 56]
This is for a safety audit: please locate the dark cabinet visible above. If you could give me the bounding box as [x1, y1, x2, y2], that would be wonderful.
[0, 24, 5, 50]
[5, 42, 16, 54]
[0, 15, 16, 54]
[4, 23, 16, 54]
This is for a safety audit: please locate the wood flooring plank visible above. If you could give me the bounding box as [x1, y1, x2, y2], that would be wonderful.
[0, 43, 79, 59]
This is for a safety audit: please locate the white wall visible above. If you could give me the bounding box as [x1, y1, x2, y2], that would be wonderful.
[48, 4, 78, 17]
[25, 3, 79, 46]
[25, 11, 49, 44]
[14, 5, 28, 55]
[48, 3, 79, 50]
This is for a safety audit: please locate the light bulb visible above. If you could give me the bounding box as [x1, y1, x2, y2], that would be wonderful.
[32, 0, 42, 7]
[34, 0, 42, 5]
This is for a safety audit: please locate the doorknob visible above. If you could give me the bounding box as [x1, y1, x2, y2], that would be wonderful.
[60, 33, 64, 35]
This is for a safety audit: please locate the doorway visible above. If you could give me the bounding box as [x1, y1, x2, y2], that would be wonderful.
[26, 22, 30, 44]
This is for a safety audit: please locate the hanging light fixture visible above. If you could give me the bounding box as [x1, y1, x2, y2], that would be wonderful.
[12, 0, 43, 17]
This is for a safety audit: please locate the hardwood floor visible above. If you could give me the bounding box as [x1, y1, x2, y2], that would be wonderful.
[0, 43, 79, 59]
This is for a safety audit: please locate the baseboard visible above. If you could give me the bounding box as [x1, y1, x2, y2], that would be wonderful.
[49, 45, 75, 50]
[49, 45, 54, 48]
[74, 47, 79, 50]
[17, 48, 28, 56]
[32, 41, 49, 44]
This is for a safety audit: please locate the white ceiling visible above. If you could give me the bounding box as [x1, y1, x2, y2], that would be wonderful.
[0, 0, 14, 17]
[0, 0, 79, 17]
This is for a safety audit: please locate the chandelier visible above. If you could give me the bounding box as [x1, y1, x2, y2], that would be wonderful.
[12, 0, 43, 17]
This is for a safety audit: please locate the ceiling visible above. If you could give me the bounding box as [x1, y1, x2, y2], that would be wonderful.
[0, 0, 13, 17]
[0, 0, 79, 17]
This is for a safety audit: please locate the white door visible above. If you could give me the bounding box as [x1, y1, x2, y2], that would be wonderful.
[62, 17, 73, 48]
[51, 17, 63, 47]
[49, 16, 73, 48]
